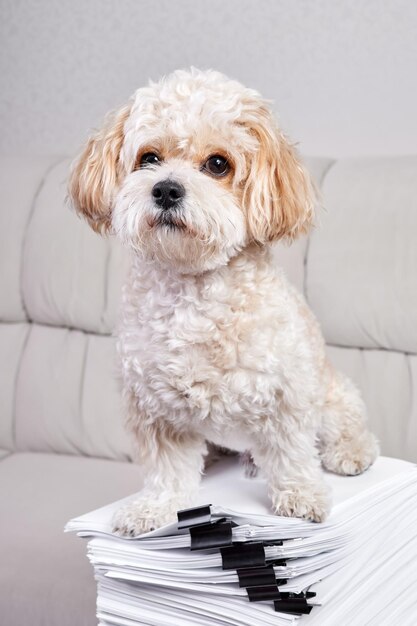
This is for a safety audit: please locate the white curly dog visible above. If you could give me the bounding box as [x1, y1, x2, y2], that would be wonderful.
[69, 68, 379, 536]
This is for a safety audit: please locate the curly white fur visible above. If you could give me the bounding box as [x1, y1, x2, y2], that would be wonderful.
[69, 68, 379, 535]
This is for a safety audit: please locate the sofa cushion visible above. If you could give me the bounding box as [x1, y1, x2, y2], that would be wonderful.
[21, 159, 129, 335]
[326, 345, 417, 462]
[0, 156, 60, 323]
[307, 156, 417, 353]
[14, 324, 132, 460]
[0, 452, 145, 626]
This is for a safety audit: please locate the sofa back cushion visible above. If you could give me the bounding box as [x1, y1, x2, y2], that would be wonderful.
[0, 156, 131, 460]
[307, 157, 417, 353]
[0, 155, 416, 462]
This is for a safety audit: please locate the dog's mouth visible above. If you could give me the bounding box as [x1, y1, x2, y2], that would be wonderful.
[147, 210, 201, 237]
[145, 210, 201, 240]
[155, 210, 186, 230]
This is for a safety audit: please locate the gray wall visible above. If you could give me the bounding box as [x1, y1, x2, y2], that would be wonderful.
[1, 0, 416, 158]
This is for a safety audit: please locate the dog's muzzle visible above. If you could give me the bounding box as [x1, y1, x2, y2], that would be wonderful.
[152, 179, 185, 211]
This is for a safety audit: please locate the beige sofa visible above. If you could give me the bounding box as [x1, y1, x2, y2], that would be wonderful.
[0, 155, 416, 625]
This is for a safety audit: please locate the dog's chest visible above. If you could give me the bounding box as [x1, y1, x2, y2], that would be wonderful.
[126, 292, 267, 389]
[118, 258, 288, 429]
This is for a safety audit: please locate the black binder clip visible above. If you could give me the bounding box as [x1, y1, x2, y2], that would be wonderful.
[177, 504, 212, 529]
[189, 519, 235, 551]
[220, 542, 266, 570]
[269, 558, 287, 567]
[274, 591, 316, 615]
[247, 584, 282, 602]
[237, 565, 276, 588]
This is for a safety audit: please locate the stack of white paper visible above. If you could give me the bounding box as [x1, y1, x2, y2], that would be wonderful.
[66, 456, 417, 625]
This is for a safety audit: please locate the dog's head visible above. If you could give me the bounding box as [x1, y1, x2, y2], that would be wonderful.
[69, 68, 315, 273]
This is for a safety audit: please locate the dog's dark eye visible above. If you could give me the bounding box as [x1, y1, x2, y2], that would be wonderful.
[203, 155, 230, 177]
[139, 152, 162, 168]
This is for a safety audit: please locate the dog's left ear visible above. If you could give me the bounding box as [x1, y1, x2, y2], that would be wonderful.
[242, 105, 316, 244]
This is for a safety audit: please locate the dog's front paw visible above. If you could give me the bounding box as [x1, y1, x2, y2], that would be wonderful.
[112, 498, 180, 537]
[272, 481, 331, 523]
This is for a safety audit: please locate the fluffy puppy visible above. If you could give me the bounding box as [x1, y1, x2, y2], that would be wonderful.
[69, 68, 379, 535]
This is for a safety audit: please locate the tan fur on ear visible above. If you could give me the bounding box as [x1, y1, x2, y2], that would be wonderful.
[242, 105, 316, 244]
[68, 104, 131, 234]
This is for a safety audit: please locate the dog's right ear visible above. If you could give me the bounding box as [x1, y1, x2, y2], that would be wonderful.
[68, 104, 131, 234]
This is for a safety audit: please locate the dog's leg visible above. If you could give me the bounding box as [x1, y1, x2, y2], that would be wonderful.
[240, 451, 259, 478]
[318, 368, 379, 476]
[113, 425, 207, 536]
[252, 416, 331, 523]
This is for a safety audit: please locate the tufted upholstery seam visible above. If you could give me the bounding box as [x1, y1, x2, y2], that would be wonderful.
[3, 319, 417, 357]
[325, 340, 417, 358]
[303, 158, 337, 304]
[11, 322, 31, 449]
[100, 238, 112, 330]
[0, 318, 110, 336]
[404, 353, 415, 457]
[78, 332, 89, 451]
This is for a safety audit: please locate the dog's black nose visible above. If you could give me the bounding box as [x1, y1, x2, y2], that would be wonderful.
[152, 179, 185, 210]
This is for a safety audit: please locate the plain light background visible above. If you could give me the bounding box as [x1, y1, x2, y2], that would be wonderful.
[1, 0, 416, 158]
